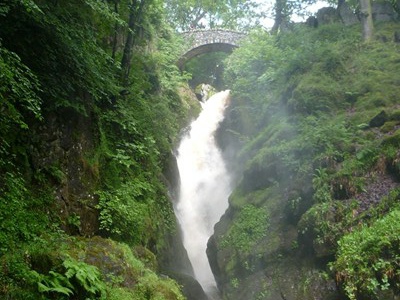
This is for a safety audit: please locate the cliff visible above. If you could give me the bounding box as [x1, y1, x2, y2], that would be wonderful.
[0, 1, 200, 298]
[208, 20, 400, 300]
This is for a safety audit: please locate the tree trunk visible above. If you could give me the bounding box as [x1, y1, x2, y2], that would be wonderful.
[271, 0, 288, 33]
[120, 0, 146, 86]
[111, 0, 119, 60]
[359, 0, 374, 41]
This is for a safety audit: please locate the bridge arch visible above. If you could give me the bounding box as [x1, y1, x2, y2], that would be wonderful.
[178, 29, 246, 69]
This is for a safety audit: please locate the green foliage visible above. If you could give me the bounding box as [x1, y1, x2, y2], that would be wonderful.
[222, 205, 269, 253]
[1, 0, 119, 115]
[298, 200, 356, 253]
[288, 73, 345, 114]
[185, 52, 229, 89]
[332, 208, 400, 300]
[63, 257, 106, 297]
[1, 236, 185, 299]
[97, 182, 153, 244]
[0, 172, 52, 256]
[219, 19, 400, 299]
[0, 0, 194, 298]
[225, 29, 282, 113]
[0, 44, 42, 176]
[165, 0, 262, 30]
[0, 46, 42, 128]
[36, 270, 75, 296]
[350, 39, 400, 111]
[225, 22, 400, 202]
[312, 168, 333, 203]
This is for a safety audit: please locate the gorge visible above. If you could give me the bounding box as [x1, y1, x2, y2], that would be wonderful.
[1, 1, 400, 300]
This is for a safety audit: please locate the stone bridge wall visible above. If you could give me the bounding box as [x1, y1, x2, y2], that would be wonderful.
[181, 29, 246, 52]
[178, 29, 246, 68]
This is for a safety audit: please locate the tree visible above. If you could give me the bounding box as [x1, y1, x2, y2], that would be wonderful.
[359, 0, 374, 41]
[121, 0, 147, 85]
[271, 0, 289, 33]
[271, 0, 317, 33]
[164, 0, 262, 31]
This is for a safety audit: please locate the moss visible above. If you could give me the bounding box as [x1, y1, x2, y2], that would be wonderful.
[388, 109, 400, 121]
[381, 129, 400, 148]
[380, 120, 399, 133]
[288, 73, 345, 115]
[1, 236, 185, 299]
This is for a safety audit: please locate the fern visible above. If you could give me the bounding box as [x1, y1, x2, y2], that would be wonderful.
[63, 258, 106, 297]
[34, 257, 106, 298]
[34, 270, 74, 296]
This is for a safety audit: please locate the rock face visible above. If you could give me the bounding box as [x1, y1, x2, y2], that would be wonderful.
[315, 3, 399, 27]
[372, 2, 398, 22]
[32, 98, 198, 300]
[207, 194, 339, 300]
[338, 2, 359, 25]
[32, 108, 100, 236]
[167, 272, 208, 300]
[317, 7, 340, 25]
[207, 100, 340, 300]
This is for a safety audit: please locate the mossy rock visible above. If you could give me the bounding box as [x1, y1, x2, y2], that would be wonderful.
[132, 246, 158, 272]
[381, 129, 400, 148]
[194, 83, 216, 101]
[297, 201, 348, 257]
[369, 110, 388, 127]
[388, 109, 400, 121]
[0, 236, 185, 300]
[380, 120, 399, 133]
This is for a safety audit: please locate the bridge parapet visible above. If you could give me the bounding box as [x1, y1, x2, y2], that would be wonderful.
[181, 29, 246, 53]
[178, 29, 246, 68]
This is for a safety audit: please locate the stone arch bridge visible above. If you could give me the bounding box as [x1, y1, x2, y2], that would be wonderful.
[178, 29, 246, 68]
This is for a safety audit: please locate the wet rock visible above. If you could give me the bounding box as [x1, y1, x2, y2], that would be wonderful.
[31, 108, 101, 237]
[167, 272, 208, 300]
[355, 173, 399, 213]
[194, 84, 216, 102]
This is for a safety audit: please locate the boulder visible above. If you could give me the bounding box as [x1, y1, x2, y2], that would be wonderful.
[369, 110, 388, 128]
[166, 272, 208, 300]
[317, 7, 340, 25]
[372, 2, 397, 22]
[305, 16, 318, 28]
[338, 2, 359, 25]
[194, 83, 216, 102]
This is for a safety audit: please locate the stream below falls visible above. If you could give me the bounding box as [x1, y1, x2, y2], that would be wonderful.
[175, 90, 232, 299]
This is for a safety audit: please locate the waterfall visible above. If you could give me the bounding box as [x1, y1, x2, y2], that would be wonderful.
[175, 90, 232, 298]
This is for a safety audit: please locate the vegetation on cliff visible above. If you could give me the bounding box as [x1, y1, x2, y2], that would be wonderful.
[210, 20, 400, 300]
[0, 0, 199, 298]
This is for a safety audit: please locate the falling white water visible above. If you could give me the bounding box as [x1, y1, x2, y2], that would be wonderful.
[175, 90, 232, 297]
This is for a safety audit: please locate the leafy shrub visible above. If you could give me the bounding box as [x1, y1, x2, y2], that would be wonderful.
[0, 172, 51, 256]
[0, 45, 42, 131]
[221, 204, 269, 253]
[332, 208, 400, 300]
[96, 181, 153, 244]
[288, 73, 344, 114]
[298, 200, 358, 255]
